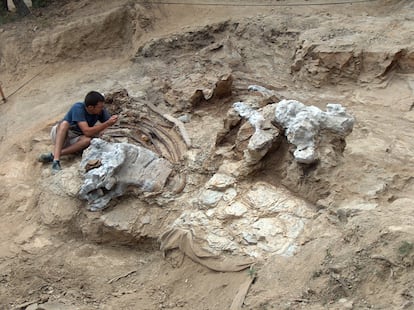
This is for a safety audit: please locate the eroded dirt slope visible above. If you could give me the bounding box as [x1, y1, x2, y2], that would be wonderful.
[0, 0, 413, 309]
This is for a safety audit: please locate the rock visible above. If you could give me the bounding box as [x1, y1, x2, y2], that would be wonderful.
[235, 121, 255, 153]
[242, 232, 258, 244]
[252, 218, 284, 238]
[338, 298, 354, 309]
[339, 199, 378, 212]
[44, 166, 82, 198]
[33, 301, 74, 310]
[100, 203, 139, 232]
[177, 114, 191, 123]
[248, 84, 275, 97]
[245, 183, 312, 217]
[274, 99, 354, 163]
[233, 101, 265, 129]
[38, 193, 79, 227]
[217, 160, 246, 178]
[166, 181, 313, 258]
[198, 189, 223, 208]
[26, 304, 38, 310]
[205, 173, 236, 191]
[206, 232, 238, 251]
[232, 101, 281, 166]
[245, 128, 277, 165]
[217, 201, 248, 219]
[222, 187, 238, 201]
[79, 139, 172, 211]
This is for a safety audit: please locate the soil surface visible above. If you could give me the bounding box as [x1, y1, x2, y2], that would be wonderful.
[0, 1, 414, 309]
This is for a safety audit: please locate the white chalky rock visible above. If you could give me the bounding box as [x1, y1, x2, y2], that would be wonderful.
[79, 139, 172, 211]
[198, 189, 224, 208]
[167, 181, 314, 258]
[248, 84, 275, 97]
[275, 99, 354, 163]
[245, 183, 310, 217]
[242, 232, 258, 244]
[233, 101, 279, 166]
[224, 201, 248, 217]
[233, 101, 265, 131]
[205, 173, 236, 191]
[223, 187, 238, 201]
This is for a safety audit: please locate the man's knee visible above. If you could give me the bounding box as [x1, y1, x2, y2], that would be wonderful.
[51, 121, 70, 145]
[79, 136, 92, 148]
[57, 120, 70, 133]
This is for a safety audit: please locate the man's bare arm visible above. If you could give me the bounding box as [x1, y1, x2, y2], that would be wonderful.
[78, 115, 119, 137]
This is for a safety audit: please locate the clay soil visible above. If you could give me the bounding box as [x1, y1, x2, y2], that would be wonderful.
[0, 0, 414, 309]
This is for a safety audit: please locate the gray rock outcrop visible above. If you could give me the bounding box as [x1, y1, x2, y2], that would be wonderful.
[275, 99, 355, 164]
[78, 138, 172, 211]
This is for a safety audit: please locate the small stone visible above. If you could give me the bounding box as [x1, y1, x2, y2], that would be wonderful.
[224, 202, 248, 218]
[177, 114, 191, 123]
[199, 189, 223, 208]
[338, 298, 354, 309]
[205, 173, 236, 191]
[242, 232, 258, 244]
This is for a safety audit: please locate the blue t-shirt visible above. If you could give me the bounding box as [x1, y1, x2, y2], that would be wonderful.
[63, 102, 111, 135]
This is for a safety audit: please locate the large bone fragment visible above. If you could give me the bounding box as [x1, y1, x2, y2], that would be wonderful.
[79, 139, 172, 211]
[275, 99, 355, 164]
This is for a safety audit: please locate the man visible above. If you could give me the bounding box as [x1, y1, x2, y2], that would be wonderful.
[38, 91, 118, 172]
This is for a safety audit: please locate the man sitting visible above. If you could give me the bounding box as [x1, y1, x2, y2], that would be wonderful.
[38, 91, 118, 172]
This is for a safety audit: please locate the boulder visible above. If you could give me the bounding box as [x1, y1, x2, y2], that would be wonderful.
[78, 139, 172, 211]
[275, 99, 354, 164]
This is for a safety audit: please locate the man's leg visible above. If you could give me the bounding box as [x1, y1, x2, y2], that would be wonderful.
[54, 122, 92, 161]
[60, 136, 92, 156]
[53, 121, 70, 161]
[51, 122, 91, 172]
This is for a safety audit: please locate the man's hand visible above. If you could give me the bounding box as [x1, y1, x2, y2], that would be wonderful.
[106, 115, 119, 126]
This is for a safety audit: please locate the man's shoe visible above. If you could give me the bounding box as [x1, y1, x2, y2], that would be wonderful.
[38, 152, 54, 163]
[51, 160, 62, 172]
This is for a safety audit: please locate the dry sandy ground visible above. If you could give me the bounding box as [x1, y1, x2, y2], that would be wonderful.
[0, 0, 414, 309]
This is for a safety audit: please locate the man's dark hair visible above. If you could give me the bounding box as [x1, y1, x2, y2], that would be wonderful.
[84, 91, 105, 107]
